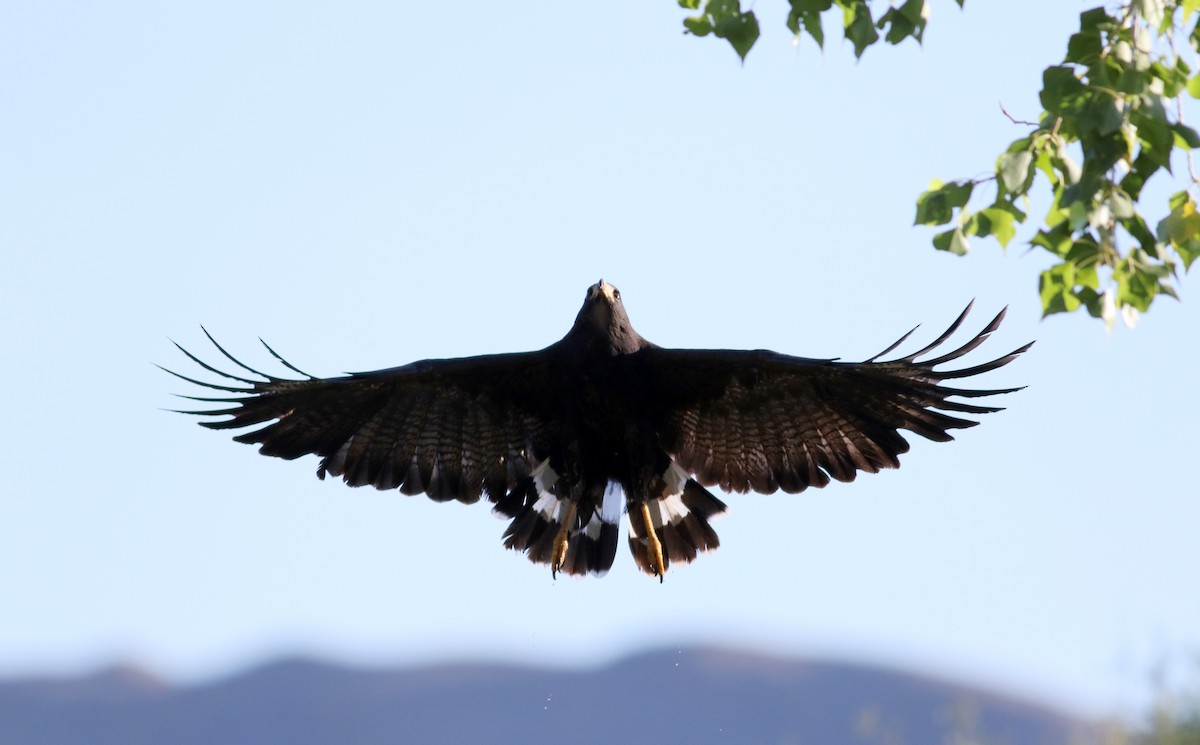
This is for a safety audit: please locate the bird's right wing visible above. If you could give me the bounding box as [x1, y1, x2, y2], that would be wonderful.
[164, 332, 558, 505]
[637, 304, 1031, 495]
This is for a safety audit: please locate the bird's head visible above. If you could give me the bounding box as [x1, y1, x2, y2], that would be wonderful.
[571, 279, 644, 355]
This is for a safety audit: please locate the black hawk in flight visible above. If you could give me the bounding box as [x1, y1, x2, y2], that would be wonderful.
[168, 281, 1029, 581]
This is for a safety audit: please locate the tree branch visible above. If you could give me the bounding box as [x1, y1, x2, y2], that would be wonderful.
[999, 102, 1038, 128]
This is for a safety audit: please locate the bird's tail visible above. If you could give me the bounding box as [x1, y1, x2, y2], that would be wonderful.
[493, 464, 621, 577]
[627, 461, 726, 580]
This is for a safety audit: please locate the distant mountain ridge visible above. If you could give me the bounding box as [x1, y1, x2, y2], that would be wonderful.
[0, 647, 1098, 745]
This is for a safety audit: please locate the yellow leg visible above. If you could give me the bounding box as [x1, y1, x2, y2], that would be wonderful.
[550, 501, 577, 579]
[640, 502, 666, 582]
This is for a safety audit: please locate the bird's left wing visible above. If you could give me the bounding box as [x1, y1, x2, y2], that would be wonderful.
[636, 304, 1031, 495]
[164, 332, 558, 505]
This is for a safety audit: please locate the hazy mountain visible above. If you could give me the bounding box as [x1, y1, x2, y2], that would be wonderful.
[0, 647, 1097, 745]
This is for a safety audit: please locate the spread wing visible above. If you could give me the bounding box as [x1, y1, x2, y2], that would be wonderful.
[639, 304, 1031, 494]
[164, 331, 556, 504]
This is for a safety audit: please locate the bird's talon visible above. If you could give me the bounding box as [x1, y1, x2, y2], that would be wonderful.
[640, 502, 667, 580]
[550, 502, 575, 579]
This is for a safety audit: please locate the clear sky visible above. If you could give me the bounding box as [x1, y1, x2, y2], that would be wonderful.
[3, 0, 1197, 718]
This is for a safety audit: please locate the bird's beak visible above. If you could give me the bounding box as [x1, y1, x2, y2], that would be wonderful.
[598, 280, 616, 302]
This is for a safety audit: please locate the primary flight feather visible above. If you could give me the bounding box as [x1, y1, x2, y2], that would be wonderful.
[167, 281, 1030, 580]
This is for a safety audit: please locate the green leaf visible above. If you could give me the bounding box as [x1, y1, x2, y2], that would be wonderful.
[1065, 28, 1103, 66]
[1084, 96, 1125, 137]
[1115, 266, 1158, 311]
[1044, 186, 1069, 228]
[1150, 59, 1190, 98]
[932, 225, 970, 255]
[1131, 103, 1174, 170]
[1121, 212, 1157, 250]
[877, 0, 927, 45]
[1039, 263, 1083, 316]
[788, 0, 832, 45]
[1112, 248, 1176, 312]
[876, 7, 912, 44]
[896, 0, 927, 27]
[1188, 72, 1200, 98]
[1109, 188, 1135, 220]
[1077, 287, 1105, 317]
[1032, 222, 1073, 257]
[1066, 198, 1091, 231]
[1040, 66, 1086, 116]
[1076, 6, 1111, 35]
[684, 15, 713, 36]
[678, 0, 701, 8]
[914, 179, 973, 226]
[990, 197, 1028, 223]
[1064, 239, 1101, 288]
[1173, 123, 1200, 149]
[973, 207, 1017, 247]
[1120, 152, 1154, 200]
[1175, 240, 1200, 270]
[713, 8, 759, 60]
[998, 149, 1034, 193]
[684, 0, 759, 57]
[844, 2, 879, 58]
[1157, 191, 1200, 270]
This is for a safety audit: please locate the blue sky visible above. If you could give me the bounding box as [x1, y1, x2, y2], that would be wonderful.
[3, 0, 1198, 716]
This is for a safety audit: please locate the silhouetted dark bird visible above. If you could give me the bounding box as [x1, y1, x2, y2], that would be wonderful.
[167, 281, 1029, 580]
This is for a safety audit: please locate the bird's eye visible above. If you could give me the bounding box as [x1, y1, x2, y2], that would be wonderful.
[613, 289, 621, 300]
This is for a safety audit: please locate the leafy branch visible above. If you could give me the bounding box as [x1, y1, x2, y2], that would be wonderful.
[679, 0, 955, 61]
[680, 0, 1200, 325]
[916, 1, 1200, 324]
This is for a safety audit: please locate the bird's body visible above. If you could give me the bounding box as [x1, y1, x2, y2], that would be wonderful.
[169, 281, 1029, 580]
